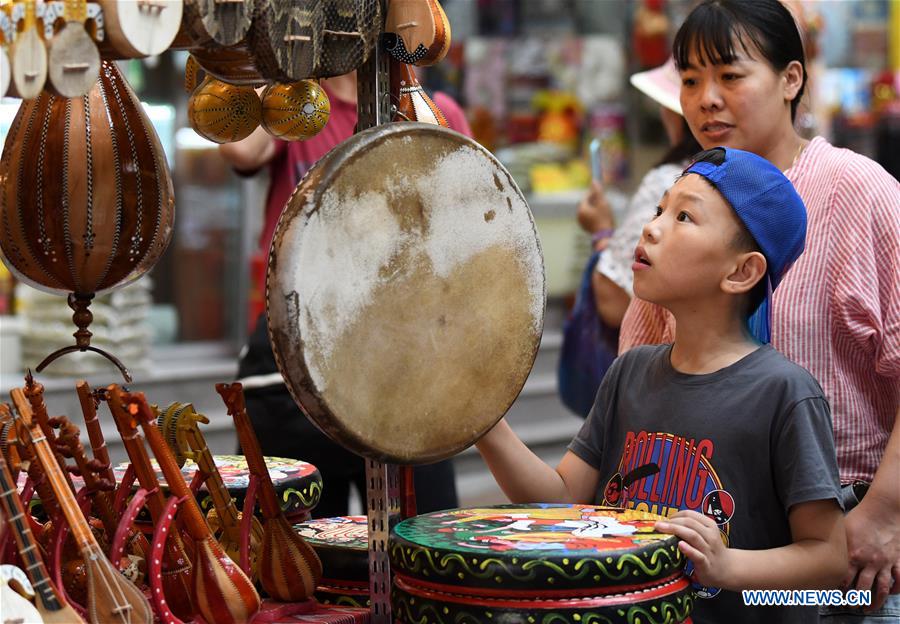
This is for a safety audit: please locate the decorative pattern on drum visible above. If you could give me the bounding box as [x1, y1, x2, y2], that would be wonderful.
[261, 81, 331, 141]
[390, 504, 693, 624]
[0, 61, 174, 382]
[188, 76, 262, 144]
[294, 516, 370, 608]
[267, 123, 545, 464]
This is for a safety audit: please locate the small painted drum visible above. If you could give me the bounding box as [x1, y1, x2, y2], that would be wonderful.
[294, 515, 370, 608]
[389, 504, 694, 624]
[267, 123, 545, 464]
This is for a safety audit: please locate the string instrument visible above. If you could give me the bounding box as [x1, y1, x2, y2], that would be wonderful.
[390, 59, 447, 126]
[260, 80, 331, 141]
[187, 73, 262, 144]
[74, 382, 114, 486]
[180, 0, 254, 47]
[8, 0, 47, 99]
[125, 390, 260, 624]
[10, 389, 153, 624]
[46, 0, 100, 97]
[384, 0, 451, 66]
[247, 0, 320, 82]
[53, 417, 149, 586]
[95, 0, 182, 59]
[104, 386, 195, 622]
[217, 383, 322, 602]
[23, 374, 77, 496]
[157, 402, 263, 578]
[0, 454, 85, 624]
[0, 37, 9, 98]
[1, 564, 45, 624]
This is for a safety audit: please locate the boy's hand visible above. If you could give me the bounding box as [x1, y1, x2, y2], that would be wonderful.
[656, 510, 735, 588]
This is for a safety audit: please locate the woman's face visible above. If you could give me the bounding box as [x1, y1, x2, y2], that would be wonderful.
[678, 41, 801, 157]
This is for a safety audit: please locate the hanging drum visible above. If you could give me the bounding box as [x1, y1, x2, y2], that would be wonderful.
[0, 61, 174, 382]
[267, 123, 545, 464]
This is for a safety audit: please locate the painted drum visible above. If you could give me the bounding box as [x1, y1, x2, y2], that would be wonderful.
[267, 123, 545, 464]
[294, 515, 370, 608]
[16, 455, 322, 523]
[389, 504, 694, 624]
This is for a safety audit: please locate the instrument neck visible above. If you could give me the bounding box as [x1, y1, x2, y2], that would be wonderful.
[230, 404, 280, 518]
[188, 432, 242, 540]
[63, 0, 87, 23]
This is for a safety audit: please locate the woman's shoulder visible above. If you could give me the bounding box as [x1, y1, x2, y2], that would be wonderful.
[803, 137, 896, 185]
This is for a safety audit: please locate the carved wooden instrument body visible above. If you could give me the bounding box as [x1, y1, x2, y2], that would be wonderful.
[248, 0, 321, 82]
[260, 80, 331, 142]
[217, 383, 322, 602]
[96, 0, 182, 58]
[187, 71, 262, 144]
[390, 60, 447, 126]
[1, 564, 45, 624]
[10, 389, 152, 624]
[181, 0, 254, 47]
[46, 0, 100, 97]
[125, 391, 259, 624]
[384, 0, 451, 66]
[157, 402, 263, 578]
[8, 0, 48, 99]
[0, 455, 85, 624]
[104, 387, 195, 622]
[0, 61, 174, 382]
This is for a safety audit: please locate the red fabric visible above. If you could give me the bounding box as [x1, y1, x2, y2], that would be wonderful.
[619, 137, 900, 483]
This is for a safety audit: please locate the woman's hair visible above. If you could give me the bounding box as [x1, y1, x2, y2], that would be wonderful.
[672, 0, 807, 120]
[657, 118, 702, 167]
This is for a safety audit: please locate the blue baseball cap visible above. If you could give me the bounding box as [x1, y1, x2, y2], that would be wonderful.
[683, 147, 807, 344]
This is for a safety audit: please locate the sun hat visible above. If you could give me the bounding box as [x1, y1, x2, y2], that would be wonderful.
[683, 147, 808, 343]
[629, 57, 682, 115]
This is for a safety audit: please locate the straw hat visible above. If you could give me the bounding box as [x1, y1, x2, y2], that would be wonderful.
[629, 57, 682, 115]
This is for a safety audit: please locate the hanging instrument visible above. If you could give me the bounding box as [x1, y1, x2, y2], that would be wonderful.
[384, 0, 451, 66]
[8, 0, 48, 99]
[46, 0, 100, 97]
[95, 0, 182, 59]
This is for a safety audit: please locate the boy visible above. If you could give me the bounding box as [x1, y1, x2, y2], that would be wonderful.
[477, 148, 847, 623]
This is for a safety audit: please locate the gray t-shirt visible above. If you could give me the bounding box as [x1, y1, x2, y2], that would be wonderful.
[569, 344, 841, 624]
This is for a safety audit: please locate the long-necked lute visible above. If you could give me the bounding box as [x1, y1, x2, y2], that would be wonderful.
[0, 453, 85, 624]
[105, 386, 195, 622]
[124, 390, 260, 624]
[10, 389, 152, 624]
[217, 382, 322, 602]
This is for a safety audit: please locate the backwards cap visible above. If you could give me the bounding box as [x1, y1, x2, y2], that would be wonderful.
[683, 147, 807, 343]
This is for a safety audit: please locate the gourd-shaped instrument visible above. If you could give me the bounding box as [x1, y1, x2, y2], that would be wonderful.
[10, 389, 152, 624]
[384, 0, 451, 66]
[390, 60, 447, 126]
[96, 0, 182, 59]
[186, 55, 262, 144]
[104, 386, 196, 622]
[125, 390, 260, 624]
[157, 402, 263, 579]
[0, 454, 85, 624]
[217, 382, 323, 602]
[8, 0, 48, 99]
[260, 80, 331, 142]
[0, 61, 174, 383]
[46, 0, 100, 97]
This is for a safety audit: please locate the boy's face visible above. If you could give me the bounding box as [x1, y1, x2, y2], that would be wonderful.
[632, 174, 747, 307]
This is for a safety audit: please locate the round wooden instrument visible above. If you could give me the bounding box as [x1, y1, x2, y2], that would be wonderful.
[315, 0, 380, 78]
[267, 123, 545, 464]
[189, 42, 266, 86]
[46, 0, 101, 98]
[8, 0, 48, 100]
[261, 80, 331, 141]
[390, 505, 694, 624]
[294, 516, 369, 607]
[0, 61, 174, 380]
[188, 75, 262, 144]
[181, 0, 254, 47]
[96, 0, 183, 58]
[248, 0, 321, 82]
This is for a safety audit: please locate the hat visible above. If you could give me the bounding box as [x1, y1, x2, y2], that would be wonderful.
[629, 57, 682, 115]
[683, 147, 807, 344]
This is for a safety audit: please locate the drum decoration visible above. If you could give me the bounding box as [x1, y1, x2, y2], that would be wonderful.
[186, 55, 262, 144]
[267, 123, 544, 464]
[384, 0, 451, 67]
[390, 504, 694, 624]
[260, 80, 331, 142]
[0, 61, 174, 382]
[294, 516, 370, 608]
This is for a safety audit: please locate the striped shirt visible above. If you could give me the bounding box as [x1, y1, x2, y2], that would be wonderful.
[618, 137, 900, 483]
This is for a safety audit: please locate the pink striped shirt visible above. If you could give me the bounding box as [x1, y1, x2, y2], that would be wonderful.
[618, 137, 900, 483]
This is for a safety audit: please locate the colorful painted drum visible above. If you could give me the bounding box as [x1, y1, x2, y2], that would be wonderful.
[17, 455, 322, 523]
[389, 504, 694, 624]
[294, 516, 370, 608]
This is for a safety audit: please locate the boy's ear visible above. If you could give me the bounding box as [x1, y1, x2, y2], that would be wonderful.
[722, 251, 767, 296]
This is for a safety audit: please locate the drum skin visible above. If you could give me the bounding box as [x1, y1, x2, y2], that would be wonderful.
[0, 61, 173, 296]
[389, 504, 694, 624]
[267, 123, 545, 464]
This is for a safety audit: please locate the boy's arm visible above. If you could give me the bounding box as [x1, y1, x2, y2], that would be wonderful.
[656, 499, 847, 590]
[476, 419, 601, 504]
[218, 124, 277, 173]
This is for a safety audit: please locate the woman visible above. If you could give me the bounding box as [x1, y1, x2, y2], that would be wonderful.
[577, 58, 700, 329]
[619, 0, 899, 618]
